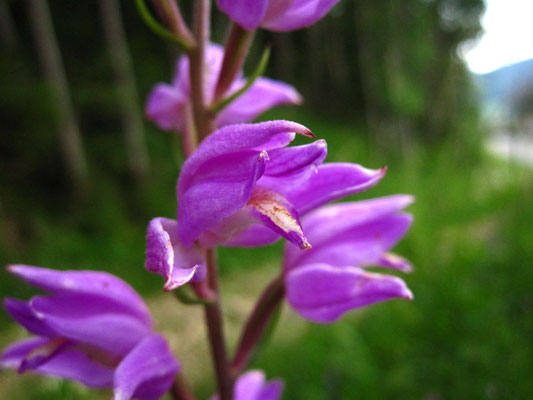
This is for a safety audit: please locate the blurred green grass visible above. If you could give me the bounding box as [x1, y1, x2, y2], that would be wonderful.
[1, 110, 532, 399]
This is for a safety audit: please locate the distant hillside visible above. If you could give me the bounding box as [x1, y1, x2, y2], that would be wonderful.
[476, 58, 533, 107]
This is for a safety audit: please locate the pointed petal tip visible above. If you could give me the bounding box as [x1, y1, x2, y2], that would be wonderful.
[303, 128, 314, 138]
[300, 241, 312, 250]
[162, 265, 199, 292]
[402, 288, 414, 300]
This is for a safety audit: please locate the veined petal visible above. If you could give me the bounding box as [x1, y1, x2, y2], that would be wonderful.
[145, 83, 186, 131]
[262, 0, 340, 31]
[287, 163, 386, 216]
[30, 294, 152, 356]
[145, 218, 205, 291]
[248, 186, 310, 249]
[217, 0, 269, 30]
[286, 213, 413, 271]
[217, 77, 302, 127]
[286, 263, 413, 323]
[6, 265, 152, 327]
[113, 334, 179, 400]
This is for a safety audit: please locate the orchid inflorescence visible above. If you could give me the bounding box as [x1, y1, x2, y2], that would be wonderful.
[1, 1, 414, 399]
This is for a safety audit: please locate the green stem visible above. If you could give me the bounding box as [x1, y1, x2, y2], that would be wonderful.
[135, 0, 193, 52]
[154, 0, 195, 47]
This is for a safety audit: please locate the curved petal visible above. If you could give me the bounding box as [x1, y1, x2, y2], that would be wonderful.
[262, 0, 340, 31]
[284, 195, 414, 268]
[217, 0, 269, 30]
[37, 346, 115, 388]
[177, 121, 313, 246]
[248, 187, 310, 249]
[262, 140, 326, 177]
[6, 265, 152, 327]
[377, 253, 414, 273]
[1, 338, 115, 388]
[286, 213, 413, 271]
[113, 334, 179, 400]
[4, 298, 55, 337]
[286, 163, 386, 215]
[286, 263, 413, 323]
[178, 150, 268, 247]
[178, 120, 313, 193]
[145, 83, 186, 131]
[145, 218, 205, 291]
[0, 337, 48, 369]
[30, 294, 151, 356]
[217, 77, 302, 127]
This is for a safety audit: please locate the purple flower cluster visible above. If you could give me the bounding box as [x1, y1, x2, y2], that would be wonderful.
[146, 44, 301, 133]
[1, 1, 415, 398]
[0, 265, 178, 400]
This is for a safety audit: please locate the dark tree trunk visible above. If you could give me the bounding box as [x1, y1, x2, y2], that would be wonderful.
[27, 0, 89, 194]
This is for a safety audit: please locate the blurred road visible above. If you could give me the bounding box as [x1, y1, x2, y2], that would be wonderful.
[487, 133, 533, 166]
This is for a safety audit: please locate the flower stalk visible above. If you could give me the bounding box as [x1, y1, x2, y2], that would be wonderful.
[231, 275, 285, 376]
[189, 0, 215, 141]
[170, 371, 196, 400]
[152, 0, 195, 49]
[203, 248, 234, 400]
[213, 23, 254, 102]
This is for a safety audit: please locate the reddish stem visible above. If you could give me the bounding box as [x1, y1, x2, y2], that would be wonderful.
[231, 275, 285, 376]
[203, 248, 234, 400]
[213, 23, 254, 103]
[189, 0, 215, 140]
[170, 371, 196, 400]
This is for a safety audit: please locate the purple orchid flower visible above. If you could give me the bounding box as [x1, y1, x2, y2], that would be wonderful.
[175, 120, 385, 251]
[284, 195, 415, 323]
[0, 265, 179, 400]
[145, 217, 206, 290]
[217, 0, 340, 31]
[146, 43, 301, 132]
[211, 370, 283, 400]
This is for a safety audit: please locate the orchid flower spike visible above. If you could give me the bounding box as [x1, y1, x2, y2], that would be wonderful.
[146, 43, 301, 132]
[175, 120, 385, 251]
[0, 265, 179, 400]
[211, 370, 283, 400]
[217, 0, 341, 31]
[284, 195, 415, 323]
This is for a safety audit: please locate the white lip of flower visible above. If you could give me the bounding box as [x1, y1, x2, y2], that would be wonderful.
[248, 187, 311, 249]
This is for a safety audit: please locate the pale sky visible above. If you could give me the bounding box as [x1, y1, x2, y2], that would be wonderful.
[462, 0, 533, 74]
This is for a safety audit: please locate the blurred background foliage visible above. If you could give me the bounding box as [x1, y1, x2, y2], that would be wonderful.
[1, 0, 532, 399]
